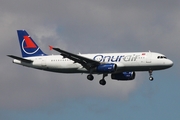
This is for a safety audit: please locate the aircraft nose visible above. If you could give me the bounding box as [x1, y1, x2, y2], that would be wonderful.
[167, 59, 173, 67]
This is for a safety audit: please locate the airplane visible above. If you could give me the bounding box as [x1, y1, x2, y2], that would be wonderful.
[8, 30, 173, 86]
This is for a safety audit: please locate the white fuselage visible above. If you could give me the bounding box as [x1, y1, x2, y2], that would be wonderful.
[13, 52, 173, 74]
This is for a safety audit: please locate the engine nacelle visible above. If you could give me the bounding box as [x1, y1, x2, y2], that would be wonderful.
[111, 72, 135, 81]
[96, 63, 117, 73]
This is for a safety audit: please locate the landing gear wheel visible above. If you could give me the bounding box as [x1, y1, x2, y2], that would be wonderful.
[99, 79, 106, 86]
[148, 70, 154, 81]
[87, 74, 94, 81]
[149, 77, 154, 81]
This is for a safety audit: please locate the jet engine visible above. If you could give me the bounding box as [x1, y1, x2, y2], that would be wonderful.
[96, 63, 117, 73]
[111, 72, 135, 80]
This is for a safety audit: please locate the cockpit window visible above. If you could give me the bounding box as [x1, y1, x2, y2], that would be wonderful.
[157, 56, 167, 59]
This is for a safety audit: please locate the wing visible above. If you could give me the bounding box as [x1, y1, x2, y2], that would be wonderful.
[50, 46, 100, 70]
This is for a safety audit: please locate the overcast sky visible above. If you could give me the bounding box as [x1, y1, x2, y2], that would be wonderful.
[0, 0, 180, 120]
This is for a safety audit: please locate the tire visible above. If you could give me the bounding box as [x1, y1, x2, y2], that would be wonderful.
[87, 75, 94, 81]
[99, 79, 106, 85]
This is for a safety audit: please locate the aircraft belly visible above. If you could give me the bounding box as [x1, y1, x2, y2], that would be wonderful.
[116, 65, 169, 72]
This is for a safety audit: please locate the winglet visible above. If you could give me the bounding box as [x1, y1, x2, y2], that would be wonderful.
[49, 45, 53, 50]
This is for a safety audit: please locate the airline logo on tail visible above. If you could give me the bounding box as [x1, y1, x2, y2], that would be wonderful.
[17, 30, 46, 57]
[21, 36, 40, 54]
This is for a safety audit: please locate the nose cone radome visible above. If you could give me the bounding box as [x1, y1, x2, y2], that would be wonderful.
[167, 59, 173, 67]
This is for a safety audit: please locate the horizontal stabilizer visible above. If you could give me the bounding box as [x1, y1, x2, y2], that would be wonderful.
[7, 55, 33, 63]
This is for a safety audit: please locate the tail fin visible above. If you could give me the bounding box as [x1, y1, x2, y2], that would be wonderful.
[17, 30, 46, 57]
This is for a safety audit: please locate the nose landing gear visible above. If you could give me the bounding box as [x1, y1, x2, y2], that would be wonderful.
[149, 70, 154, 81]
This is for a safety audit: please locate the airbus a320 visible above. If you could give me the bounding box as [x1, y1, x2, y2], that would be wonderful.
[8, 30, 173, 85]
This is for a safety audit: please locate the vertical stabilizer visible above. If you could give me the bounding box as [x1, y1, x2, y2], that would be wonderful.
[17, 30, 46, 57]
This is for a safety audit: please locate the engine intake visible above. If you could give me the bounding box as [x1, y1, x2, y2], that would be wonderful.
[111, 72, 135, 80]
[96, 63, 117, 73]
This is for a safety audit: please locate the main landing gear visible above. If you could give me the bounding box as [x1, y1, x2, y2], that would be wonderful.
[87, 74, 108, 86]
[99, 74, 108, 86]
[87, 74, 94, 81]
[149, 70, 154, 81]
